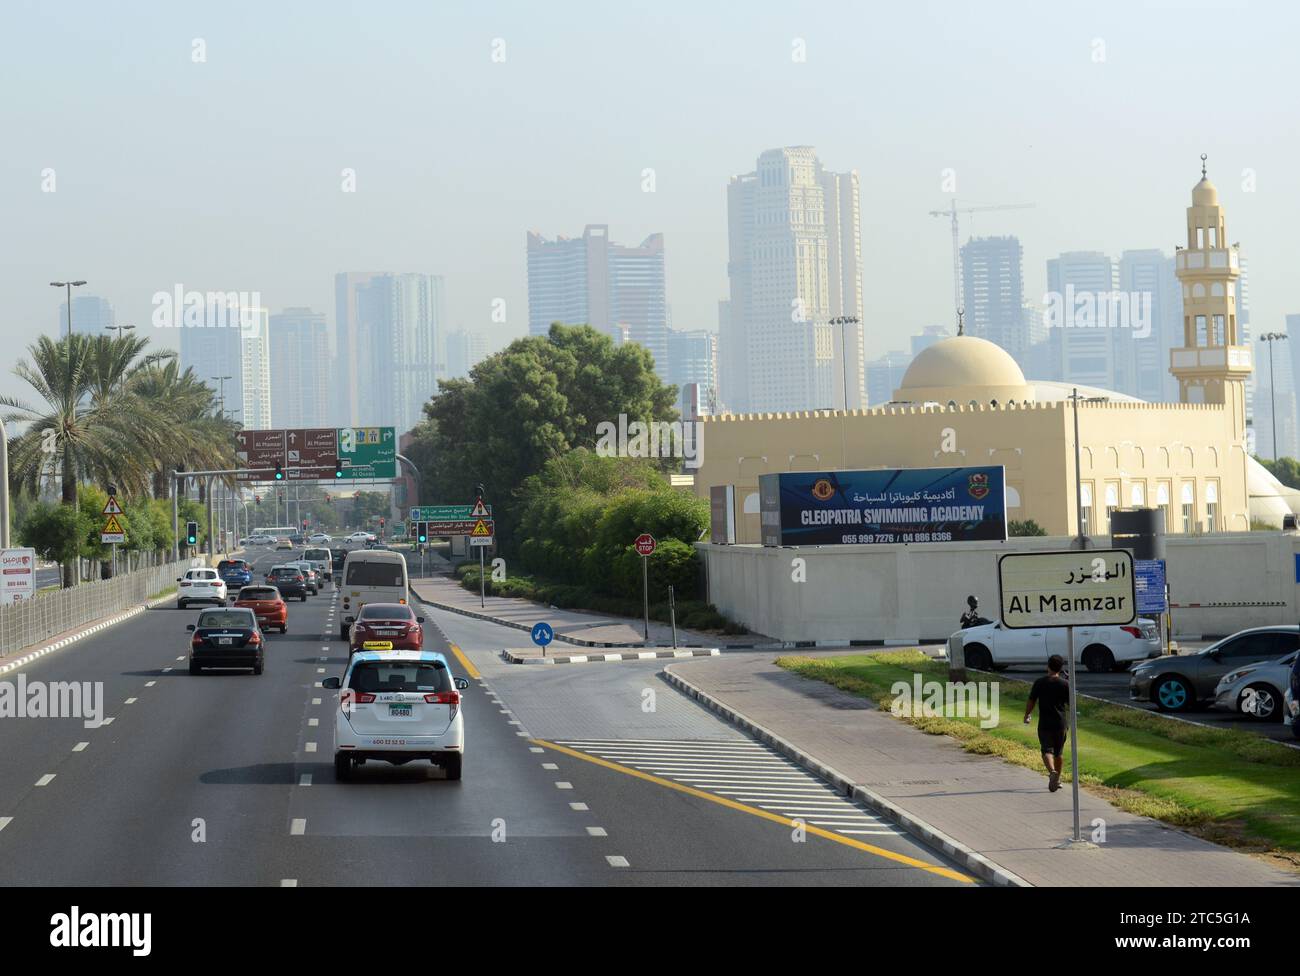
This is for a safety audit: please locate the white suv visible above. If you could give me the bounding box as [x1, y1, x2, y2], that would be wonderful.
[322, 650, 468, 781]
[956, 618, 1160, 673]
[177, 568, 228, 610]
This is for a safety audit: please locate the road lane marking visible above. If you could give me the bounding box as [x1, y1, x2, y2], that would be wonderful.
[162, 667, 172, 673]
[570, 802, 588, 811]
[124, 698, 137, 705]
[586, 826, 608, 837]
[73, 742, 88, 752]
[145, 681, 156, 687]
[0, 817, 11, 832]
[448, 642, 480, 680]
[35, 774, 55, 787]
[534, 739, 975, 884]
[100, 717, 114, 726]
[299, 774, 313, 786]
[529, 747, 544, 754]
[175, 656, 185, 661]
[555, 781, 573, 790]
[605, 855, 629, 867]
[316, 668, 326, 674]
[290, 819, 307, 835]
[280, 879, 298, 887]
[305, 742, 317, 753]
[312, 698, 321, 705]
[308, 718, 319, 727]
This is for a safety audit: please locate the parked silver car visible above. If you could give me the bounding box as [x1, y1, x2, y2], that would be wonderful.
[1130, 626, 1300, 712]
[1213, 649, 1298, 722]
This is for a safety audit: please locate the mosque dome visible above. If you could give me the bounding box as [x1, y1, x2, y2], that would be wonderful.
[893, 335, 1033, 406]
[1192, 176, 1219, 207]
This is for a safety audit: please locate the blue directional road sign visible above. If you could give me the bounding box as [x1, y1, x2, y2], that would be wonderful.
[531, 622, 554, 647]
[1135, 558, 1167, 614]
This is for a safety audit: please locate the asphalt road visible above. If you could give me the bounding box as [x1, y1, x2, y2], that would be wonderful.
[0, 546, 973, 886]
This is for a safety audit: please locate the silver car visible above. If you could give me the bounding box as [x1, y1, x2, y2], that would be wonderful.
[1214, 649, 1298, 722]
[1130, 626, 1300, 712]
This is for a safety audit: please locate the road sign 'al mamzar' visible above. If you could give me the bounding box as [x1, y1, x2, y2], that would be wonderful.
[758, 466, 1007, 547]
[997, 549, 1137, 629]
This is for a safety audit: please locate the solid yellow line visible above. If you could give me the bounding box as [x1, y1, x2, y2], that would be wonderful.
[532, 738, 974, 884]
[448, 642, 480, 680]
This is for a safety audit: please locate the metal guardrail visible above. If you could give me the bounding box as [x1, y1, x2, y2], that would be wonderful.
[0, 558, 201, 656]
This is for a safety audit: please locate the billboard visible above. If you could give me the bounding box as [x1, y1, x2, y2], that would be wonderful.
[758, 466, 1007, 547]
[0, 548, 37, 605]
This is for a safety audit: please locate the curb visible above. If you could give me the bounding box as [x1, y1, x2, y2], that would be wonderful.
[661, 665, 1031, 888]
[502, 647, 721, 665]
[0, 590, 177, 678]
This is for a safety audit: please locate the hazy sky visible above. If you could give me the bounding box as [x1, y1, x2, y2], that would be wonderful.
[3, 0, 1298, 405]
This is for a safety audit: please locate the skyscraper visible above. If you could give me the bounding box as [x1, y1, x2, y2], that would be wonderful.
[526, 225, 669, 377]
[960, 236, 1026, 362]
[239, 306, 273, 430]
[269, 308, 329, 428]
[667, 328, 718, 415]
[722, 147, 865, 413]
[56, 294, 115, 337]
[1116, 249, 1182, 402]
[1046, 251, 1117, 389]
[335, 272, 443, 432]
[179, 300, 271, 428]
[445, 329, 490, 380]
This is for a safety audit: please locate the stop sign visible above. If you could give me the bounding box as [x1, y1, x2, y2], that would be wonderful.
[634, 533, 657, 556]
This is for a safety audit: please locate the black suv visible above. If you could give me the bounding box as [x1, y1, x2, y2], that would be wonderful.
[266, 566, 309, 601]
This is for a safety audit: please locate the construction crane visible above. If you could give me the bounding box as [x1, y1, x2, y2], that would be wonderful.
[928, 200, 1036, 330]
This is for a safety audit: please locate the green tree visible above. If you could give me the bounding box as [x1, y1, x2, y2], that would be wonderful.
[17, 500, 93, 567]
[1008, 519, 1048, 537]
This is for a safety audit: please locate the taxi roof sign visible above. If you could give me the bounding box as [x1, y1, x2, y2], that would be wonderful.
[997, 549, 1136, 629]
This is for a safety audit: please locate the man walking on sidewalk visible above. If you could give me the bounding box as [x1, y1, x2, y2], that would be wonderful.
[1023, 654, 1070, 792]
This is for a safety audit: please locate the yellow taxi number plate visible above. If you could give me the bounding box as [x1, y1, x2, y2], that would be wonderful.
[362, 640, 394, 651]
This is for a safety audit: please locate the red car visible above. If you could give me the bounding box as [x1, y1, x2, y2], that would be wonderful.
[348, 602, 424, 655]
[234, 585, 288, 634]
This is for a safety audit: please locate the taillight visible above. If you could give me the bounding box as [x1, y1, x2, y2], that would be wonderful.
[425, 691, 460, 705]
[1121, 626, 1141, 639]
[191, 634, 203, 646]
[249, 632, 262, 646]
[354, 692, 375, 703]
[180, 581, 191, 587]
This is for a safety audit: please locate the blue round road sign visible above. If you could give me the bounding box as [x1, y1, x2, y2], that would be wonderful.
[531, 622, 554, 647]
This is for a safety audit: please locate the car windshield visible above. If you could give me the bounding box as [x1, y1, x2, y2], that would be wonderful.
[346, 562, 405, 586]
[305, 549, 328, 560]
[347, 661, 450, 694]
[238, 588, 278, 600]
[197, 610, 254, 629]
[271, 569, 300, 578]
[359, 604, 413, 620]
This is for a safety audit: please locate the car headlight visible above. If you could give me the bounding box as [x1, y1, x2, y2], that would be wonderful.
[1220, 669, 1254, 688]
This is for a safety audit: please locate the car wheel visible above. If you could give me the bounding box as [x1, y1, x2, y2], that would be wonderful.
[188, 660, 201, 675]
[443, 754, 462, 781]
[1240, 683, 1283, 722]
[964, 643, 993, 671]
[176, 601, 186, 610]
[334, 753, 352, 782]
[341, 624, 350, 640]
[253, 657, 264, 676]
[1082, 645, 1115, 673]
[1153, 675, 1193, 712]
[281, 625, 288, 634]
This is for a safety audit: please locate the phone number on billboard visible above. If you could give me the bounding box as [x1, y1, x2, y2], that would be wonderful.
[840, 531, 954, 544]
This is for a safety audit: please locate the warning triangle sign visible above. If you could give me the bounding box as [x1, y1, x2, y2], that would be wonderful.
[102, 496, 123, 515]
[470, 498, 489, 518]
[470, 519, 492, 537]
[102, 513, 125, 534]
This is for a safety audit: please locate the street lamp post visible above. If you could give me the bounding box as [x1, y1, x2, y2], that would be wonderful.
[106, 324, 136, 340]
[50, 280, 87, 587]
[828, 315, 860, 412]
[1260, 332, 1289, 460]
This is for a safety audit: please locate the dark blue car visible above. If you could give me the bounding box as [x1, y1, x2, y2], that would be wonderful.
[218, 559, 253, 589]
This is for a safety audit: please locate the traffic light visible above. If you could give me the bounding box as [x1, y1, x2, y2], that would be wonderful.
[333, 465, 343, 479]
[379, 517, 385, 528]
[417, 522, 428, 544]
[274, 462, 283, 481]
[324, 493, 331, 505]
[255, 495, 261, 506]
[185, 521, 199, 547]
[302, 519, 308, 529]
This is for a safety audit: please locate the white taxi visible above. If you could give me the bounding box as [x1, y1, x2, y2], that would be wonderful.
[322, 650, 468, 781]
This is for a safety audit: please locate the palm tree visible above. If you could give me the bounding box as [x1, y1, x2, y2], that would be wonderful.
[1, 334, 171, 586]
[129, 359, 238, 500]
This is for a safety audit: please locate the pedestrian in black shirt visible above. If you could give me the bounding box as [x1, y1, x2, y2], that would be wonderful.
[1023, 654, 1070, 792]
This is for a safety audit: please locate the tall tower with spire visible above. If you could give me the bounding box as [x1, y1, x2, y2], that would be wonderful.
[1171, 155, 1251, 432]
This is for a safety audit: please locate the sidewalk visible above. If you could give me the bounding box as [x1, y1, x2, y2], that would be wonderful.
[665, 652, 1299, 887]
[408, 573, 758, 648]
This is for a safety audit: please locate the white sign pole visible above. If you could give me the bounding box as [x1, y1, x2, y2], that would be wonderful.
[1067, 624, 1081, 843]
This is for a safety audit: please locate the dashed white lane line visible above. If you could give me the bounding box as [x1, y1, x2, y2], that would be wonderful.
[100, 717, 115, 726]
[35, 774, 55, 787]
[175, 656, 185, 661]
[605, 855, 629, 868]
[316, 668, 326, 674]
[299, 774, 313, 787]
[569, 802, 588, 811]
[555, 781, 572, 790]
[508, 720, 521, 726]
[586, 826, 608, 837]
[0, 816, 12, 833]
[145, 681, 156, 687]
[515, 731, 529, 737]
[280, 879, 298, 887]
[312, 698, 321, 705]
[162, 667, 172, 673]
[541, 763, 558, 770]
[305, 742, 317, 753]
[290, 819, 307, 836]
[72, 742, 88, 752]
[529, 747, 544, 754]
[124, 698, 137, 705]
[308, 718, 319, 727]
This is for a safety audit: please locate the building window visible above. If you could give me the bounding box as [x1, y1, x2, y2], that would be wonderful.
[1156, 482, 1171, 529]
[1205, 482, 1219, 532]
[1105, 484, 1119, 528]
[1080, 483, 1093, 537]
